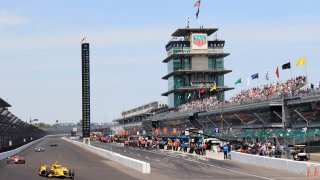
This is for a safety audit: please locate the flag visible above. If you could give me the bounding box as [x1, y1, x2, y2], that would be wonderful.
[282, 62, 291, 70]
[251, 73, 259, 80]
[81, 37, 86, 43]
[194, 0, 200, 7]
[296, 57, 306, 66]
[276, 67, 279, 79]
[247, 76, 250, 86]
[194, 0, 201, 19]
[235, 78, 241, 85]
[210, 84, 217, 92]
[264, 71, 269, 81]
[196, 8, 200, 19]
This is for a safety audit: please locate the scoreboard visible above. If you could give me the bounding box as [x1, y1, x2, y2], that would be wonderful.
[81, 43, 90, 138]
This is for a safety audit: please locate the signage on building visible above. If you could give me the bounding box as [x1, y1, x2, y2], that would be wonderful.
[191, 33, 208, 50]
[214, 127, 220, 133]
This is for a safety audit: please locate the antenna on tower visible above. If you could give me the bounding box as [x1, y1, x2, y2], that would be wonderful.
[186, 17, 190, 28]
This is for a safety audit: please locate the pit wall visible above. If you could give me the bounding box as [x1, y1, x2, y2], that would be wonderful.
[231, 151, 319, 176]
[62, 137, 151, 174]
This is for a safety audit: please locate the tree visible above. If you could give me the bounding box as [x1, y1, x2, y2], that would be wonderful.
[76, 119, 83, 126]
[37, 122, 52, 128]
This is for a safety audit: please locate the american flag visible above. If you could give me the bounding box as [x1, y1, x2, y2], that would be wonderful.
[194, 0, 201, 7]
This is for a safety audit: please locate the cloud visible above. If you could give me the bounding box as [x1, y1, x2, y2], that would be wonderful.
[0, 10, 28, 25]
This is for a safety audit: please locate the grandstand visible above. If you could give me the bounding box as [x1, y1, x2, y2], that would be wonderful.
[55, 122, 112, 135]
[141, 79, 320, 145]
[111, 101, 167, 135]
[0, 98, 45, 152]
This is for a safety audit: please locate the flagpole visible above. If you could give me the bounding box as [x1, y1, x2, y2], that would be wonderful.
[290, 68, 293, 80]
[305, 63, 308, 82]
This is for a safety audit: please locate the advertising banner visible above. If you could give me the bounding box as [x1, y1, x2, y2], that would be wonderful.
[191, 33, 208, 50]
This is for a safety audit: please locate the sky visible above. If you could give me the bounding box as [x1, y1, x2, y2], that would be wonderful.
[1, 0, 320, 125]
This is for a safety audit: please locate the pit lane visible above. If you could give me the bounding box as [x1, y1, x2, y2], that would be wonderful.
[87, 140, 314, 180]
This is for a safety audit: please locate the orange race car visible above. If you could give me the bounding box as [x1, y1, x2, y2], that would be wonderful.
[7, 156, 25, 164]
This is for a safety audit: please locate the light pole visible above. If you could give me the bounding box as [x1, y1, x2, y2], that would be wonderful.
[29, 118, 38, 125]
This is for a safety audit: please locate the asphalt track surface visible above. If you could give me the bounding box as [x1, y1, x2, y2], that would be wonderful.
[0, 137, 317, 180]
[0, 137, 141, 180]
[88, 140, 317, 180]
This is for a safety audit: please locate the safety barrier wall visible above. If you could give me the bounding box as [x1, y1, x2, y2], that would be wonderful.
[231, 151, 320, 176]
[0, 134, 67, 161]
[62, 137, 151, 174]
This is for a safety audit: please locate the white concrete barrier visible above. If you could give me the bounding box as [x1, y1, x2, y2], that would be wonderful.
[0, 134, 66, 161]
[231, 151, 319, 176]
[63, 137, 151, 174]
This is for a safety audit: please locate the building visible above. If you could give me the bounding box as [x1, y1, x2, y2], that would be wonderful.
[161, 27, 233, 108]
[111, 101, 167, 135]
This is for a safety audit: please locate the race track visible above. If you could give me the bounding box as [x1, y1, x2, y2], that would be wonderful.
[0, 137, 140, 180]
[0, 137, 316, 180]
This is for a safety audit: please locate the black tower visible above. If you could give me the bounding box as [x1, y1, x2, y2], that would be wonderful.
[81, 43, 90, 139]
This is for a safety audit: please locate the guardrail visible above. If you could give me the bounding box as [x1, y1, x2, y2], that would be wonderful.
[0, 134, 67, 161]
[231, 151, 319, 176]
[62, 137, 151, 174]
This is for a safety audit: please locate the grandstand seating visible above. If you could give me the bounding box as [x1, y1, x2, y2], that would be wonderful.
[0, 98, 45, 152]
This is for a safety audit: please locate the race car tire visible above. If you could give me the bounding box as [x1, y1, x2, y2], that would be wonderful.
[21, 160, 26, 164]
[45, 167, 51, 177]
[69, 169, 75, 179]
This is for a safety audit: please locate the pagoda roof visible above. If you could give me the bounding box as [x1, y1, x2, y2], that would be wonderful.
[162, 69, 232, 80]
[161, 86, 234, 96]
[163, 52, 230, 63]
[172, 28, 218, 37]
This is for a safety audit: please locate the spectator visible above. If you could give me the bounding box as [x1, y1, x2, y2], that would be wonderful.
[183, 141, 189, 153]
[202, 142, 207, 156]
[223, 145, 228, 159]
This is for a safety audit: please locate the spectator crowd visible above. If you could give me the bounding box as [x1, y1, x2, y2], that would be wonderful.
[176, 76, 309, 113]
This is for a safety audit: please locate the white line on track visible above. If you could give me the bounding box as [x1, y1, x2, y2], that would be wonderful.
[134, 149, 273, 180]
[101, 145, 273, 180]
[168, 163, 175, 166]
